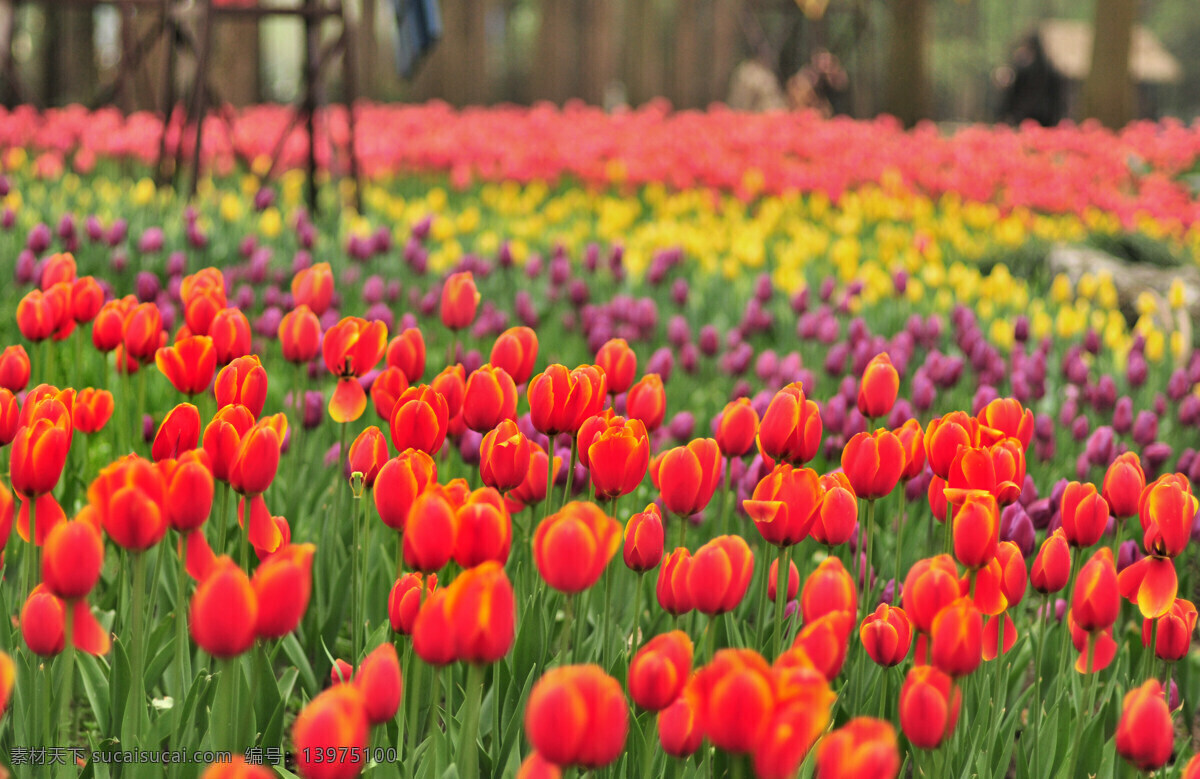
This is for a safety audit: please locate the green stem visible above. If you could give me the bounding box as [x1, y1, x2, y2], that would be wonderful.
[57, 598, 76, 743]
[560, 438, 577, 508]
[678, 513, 687, 549]
[352, 494, 363, 662]
[459, 663, 485, 779]
[1032, 593, 1048, 779]
[642, 713, 657, 777]
[427, 666, 443, 777]
[706, 614, 718, 663]
[174, 538, 192, 704]
[862, 499, 876, 616]
[559, 593, 576, 661]
[599, 568, 612, 667]
[217, 482, 231, 557]
[1164, 662, 1174, 708]
[893, 491, 905, 588]
[1066, 633, 1097, 779]
[628, 572, 644, 661]
[773, 544, 792, 658]
[129, 551, 148, 748]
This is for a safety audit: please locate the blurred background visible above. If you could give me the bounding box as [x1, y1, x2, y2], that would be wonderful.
[3, 0, 1198, 128]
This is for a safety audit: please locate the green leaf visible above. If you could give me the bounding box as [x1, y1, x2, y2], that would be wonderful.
[282, 633, 319, 696]
[77, 653, 112, 734]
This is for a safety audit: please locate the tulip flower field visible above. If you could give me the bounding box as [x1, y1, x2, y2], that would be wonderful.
[1, 104, 1200, 779]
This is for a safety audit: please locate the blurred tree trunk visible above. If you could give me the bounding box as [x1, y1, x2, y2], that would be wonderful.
[883, 0, 929, 126]
[1081, 0, 1136, 127]
[412, 0, 488, 106]
[580, 0, 614, 105]
[673, 0, 700, 108]
[709, 0, 738, 104]
[212, 20, 260, 106]
[44, 7, 96, 105]
[624, 0, 661, 105]
[360, 0, 378, 99]
[533, 0, 574, 102]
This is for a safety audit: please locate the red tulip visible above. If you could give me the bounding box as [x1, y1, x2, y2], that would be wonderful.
[951, 491, 1000, 569]
[161, 449, 214, 533]
[462, 364, 518, 432]
[815, 717, 901, 779]
[209, 307, 252, 364]
[802, 557, 857, 622]
[88, 454, 168, 551]
[654, 437, 722, 517]
[1073, 547, 1120, 631]
[202, 404, 256, 482]
[929, 596, 982, 677]
[623, 503, 664, 572]
[214, 355, 268, 419]
[413, 561, 515, 664]
[403, 486, 458, 573]
[21, 583, 109, 656]
[758, 382, 822, 465]
[1103, 452, 1145, 520]
[528, 364, 608, 436]
[977, 397, 1034, 449]
[348, 426, 389, 487]
[453, 487, 512, 567]
[388, 572, 436, 635]
[1059, 481, 1110, 548]
[859, 603, 912, 667]
[291, 262, 334, 316]
[42, 519, 104, 600]
[628, 630, 693, 711]
[658, 689, 703, 757]
[190, 557, 257, 658]
[386, 327, 426, 384]
[812, 471, 858, 546]
[292, 685, 370, 779]
[279, 305, 321, 364]
[902, 555, 961, 634]
[585, 416, 649, 500]
[40, 253, 76, 289]
[857, 353, 898, 419]
[490, 326, 538, 385]
[0, 345, 30, 392]
[1115, 680, 1174, 772]
[181, 268, 228, 335]
[374, 449, 438, 531]
[925, 411, 980, 480]
[791, 610, 854, 680]
[389, 384, 449, 455]
[841, 429, 905, 499]
[596, 338, 637, 395]
[767, 557, 799, 602]
[895, 418, 926, 481]
[353, 643, 403, 725]
[17, 289, 56, 342]
[744, 464, 822, 547]
[534, 501, 621, 593]
[689, 649, 775, 754]
[1141, 597, 1197, 662]
[370, 366, 410, 421]
[899, 665, 961, 749]
[92, 296, 135, 352]
[252, 543, 315, 639]
[122, 302, 163, 363]
[525, 664, 628, 769]
[70, 276, 104, 324]
[944, 439, 1025, 506]
[73, 387, 113, 434]
[656, 547, 694, 616]
[440, 271, 480, 331]
[479, 419, 531, 492]
[716, 398, 760, 458]
[157, 335, 217, 397]
[1031, 528, 1070, 594]
[506, 443, 561, 514]
[689, 535, 753, 616]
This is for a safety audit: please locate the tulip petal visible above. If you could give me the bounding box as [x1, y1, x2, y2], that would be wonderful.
[71, 600, 111, 656]
[1136, 558, 1178, 620]
[329, 378, 368, 424]
[185, 530, 217, 581]
[241, 494, 282, 556]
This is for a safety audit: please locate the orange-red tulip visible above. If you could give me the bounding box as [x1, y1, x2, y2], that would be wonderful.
[525, 664, 628, 768]
[431, 364, 466, 420]
[860, 603, 912, 667]
[213, 355, 268, 419]
[42, 519, 104, 600]
[654, 437, 721, 517]
[1115, 680, 1174, 772]
[517, 752, 562, 779]
[944, 439, 1026, 506]
[812, 471, 858, 546]
[40, 253, 76, 289]
[252, 543, 314, 639]
[857, 353, 899, 419]
[92, 296, 134, 352]
[758, 382, 822, 466]
[462, 364, 518, 432]
[528, 364, 608, 436]
[952, 491, 1000, 569]
[122, 302, 163, 363]
[479, 419, 530, 492]
[370, 365, 409, 421]
[0, 389, 16, 446]
[10, 415, 70, 499]
[180, 268, 227, 335]
[689, 535, 754, 616]
[324, 317, 387, 422]
[507, 443, 561, 513]
[925, 411, 980, 480]
[389, 385, 449, 455]
[1031, 528, 1070, 594]
[626, 373, 666, 431]
[0, 345, 30, 392]
[791, 610, 854, 680]
[802, 557, 857, 622]
[1138, 474, 1196, 559]
[977, 397, 1034, 449]
[70, 275, 104, 324]
[279, 304, 321, 364]
[17, 289, 56, 342]
[768, 557, 800, 602]
[209, 307, 251, 364]
[403, 486, 457, 573]
[413, 560, 515, 664]
[585, 416, 649, 500]
[292, 684, 370, 779]
[203, 404, 255, 482]
[291, 262, 334, 316]
[899, 665, 961, 749]
[386, 327, 426, 384]
[716, 398, 760, 458]
[21, 583, 109, 656]
[161, 449, 214, 532]
[623, 503, 664, 572]
[1142, 597, 1197, 662]
[894, 418, 926, 481]
[752, 665, 835, 779]
[816, 717, 900, 779]
[73, 387, 113, 434]
[373, 449, 437, 531]
[157, 335, 217, 397]
[1059, 480, 1110, 548]
[454, 487, 512, 567]
[657, 547, 694, 616]
[534, 501, 620, 593]
[440, 271, 479, 330]
[1073, 547, 1120, 631]
[596, 338, 637, 395]
[354, 643, 403, 725]
[199, 756, 276, 779]
[841, 429, 905, 500]
[348, 426, 389, 487]
[902, 555, 962, 634]
[88, 454, 168, 550]
[153, 403, 202, 463]
[229, 417, 284, 496]
[628, 630, 693, 711]
[658, 689, 703, 757]
[190, 557, 257, 658]
[689, 649, 775, 754]
[490, 326, 538, 385]
[744, 464, 822, 547]
[982, 612, 1019, 661]
[1103, 451, 1145, 519]
[388, 572, 436, 635]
